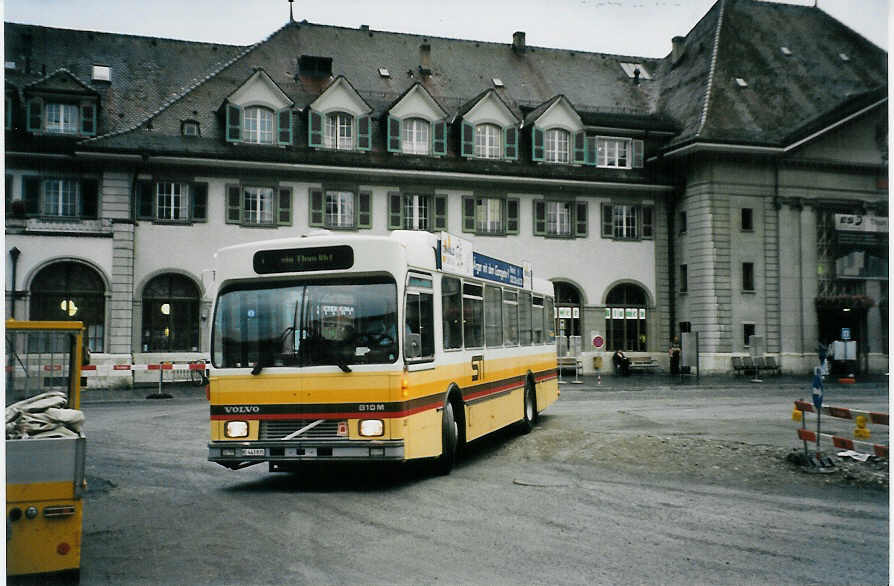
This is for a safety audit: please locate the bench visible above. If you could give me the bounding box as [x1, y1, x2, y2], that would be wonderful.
[628, 357, 661, 372]
[557, 356, 582, 376]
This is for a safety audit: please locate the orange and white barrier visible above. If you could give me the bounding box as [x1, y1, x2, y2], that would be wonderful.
[793, 400, 888, 459]
[793, 400, 888, 425]
[80, 362, 208, 377]
[796, 428, 888, 458]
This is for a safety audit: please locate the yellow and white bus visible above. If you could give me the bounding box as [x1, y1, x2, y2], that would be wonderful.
[206, 231, 558, 474]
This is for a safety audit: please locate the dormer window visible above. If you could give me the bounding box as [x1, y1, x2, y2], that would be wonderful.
[402, 118, 430, 155]
[27, 98, 96, 136]
[243, 106, 275, 144]
[181, 120, 200, 136]
[474, 124, 502, 159]
[324, 111, 354, 150]
[46, 103, 78, 134]
[224, 68, 294, 146]
[544, 129, 570, 163]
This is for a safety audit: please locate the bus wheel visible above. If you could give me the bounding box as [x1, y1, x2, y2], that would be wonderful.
[435, 400, 459, 475]
[519, 380, 536, 434]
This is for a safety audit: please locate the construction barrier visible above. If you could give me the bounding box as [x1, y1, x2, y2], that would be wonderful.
[78, 362, 208, 377]
[796, 428, 888, 458]
[793, 400, 888, 459]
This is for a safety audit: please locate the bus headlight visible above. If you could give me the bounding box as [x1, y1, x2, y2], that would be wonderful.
[224, 421, 249, 438]
[359, 419, 384, 437]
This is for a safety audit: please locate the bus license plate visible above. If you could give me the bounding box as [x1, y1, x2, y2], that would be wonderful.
[242, 448, 265, 456]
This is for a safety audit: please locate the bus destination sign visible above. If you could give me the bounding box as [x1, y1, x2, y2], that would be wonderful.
[473, 252, 525, 287]
[253, 245, 354, 274]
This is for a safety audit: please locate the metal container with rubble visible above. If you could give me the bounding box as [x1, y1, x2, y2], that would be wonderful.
[5, 320, 87, 578]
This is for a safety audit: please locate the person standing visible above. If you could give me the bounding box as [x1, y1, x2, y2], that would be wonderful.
[669, 337, 681, 375]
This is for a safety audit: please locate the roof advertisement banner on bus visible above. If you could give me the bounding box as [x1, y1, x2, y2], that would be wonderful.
[473, 252, 525, 287]
[439, 232, 474, 276]
[439, 232, 530, 289]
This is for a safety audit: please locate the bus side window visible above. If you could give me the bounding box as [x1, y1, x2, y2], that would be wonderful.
[544, 297, 556, 343]
[503, 290, 518, 345]
[442, 277, 463, 350]
[462, 282, 484, 348]
[532, 296, 544, 344]
[485, 285, 503, 347]
[519, 291, 532, 346]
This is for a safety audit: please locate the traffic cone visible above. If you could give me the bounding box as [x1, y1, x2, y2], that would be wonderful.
[792, 406, 802, 422]
[854, 415, 871, 439]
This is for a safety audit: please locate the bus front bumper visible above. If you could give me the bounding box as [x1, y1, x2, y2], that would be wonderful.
[208, 439, 405, 467]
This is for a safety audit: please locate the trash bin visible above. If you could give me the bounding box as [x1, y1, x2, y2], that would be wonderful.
[593, 356, 602, 370]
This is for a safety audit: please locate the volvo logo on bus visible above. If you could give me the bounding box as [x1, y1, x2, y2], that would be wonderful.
[223, 405, 261, 414]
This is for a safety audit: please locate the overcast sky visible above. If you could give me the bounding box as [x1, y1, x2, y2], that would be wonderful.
[4, 0, 889, 58]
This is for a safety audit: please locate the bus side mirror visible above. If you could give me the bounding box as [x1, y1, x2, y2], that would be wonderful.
[405, 333, 422, 358]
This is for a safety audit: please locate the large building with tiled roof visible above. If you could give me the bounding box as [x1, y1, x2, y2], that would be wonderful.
[5, 0, 888, 382]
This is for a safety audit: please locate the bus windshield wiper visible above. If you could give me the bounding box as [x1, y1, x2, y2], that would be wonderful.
[336, 360, 352, 373]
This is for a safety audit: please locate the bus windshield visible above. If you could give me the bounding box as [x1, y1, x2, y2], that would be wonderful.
[212, 276, 398, 370]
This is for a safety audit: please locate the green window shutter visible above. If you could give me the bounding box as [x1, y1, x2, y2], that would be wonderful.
[573, 131, 586, 164]
[433, 194, 448, 231]
[633, 139, 644, 168]
[277, 187, 292, 226]
[585, 136, 596, 166]
[81, 103, 96, 136]
[135, 180, 154, 220]
[387, 116, 401, 152]
[23, 176, 40, 215]
[388, 191, 403, 230]
[226, 184, 242, 224]
[432, 121, 447, 155]
[506, 198, 519, 235]
[601, 203, 613, 238]
[26, 99, 42, 132]
[357, 190, 372, 229]
[462, 196, 475, 233]
[225, 104, 241, 142]
[277, 109, 293, 145]
[461, 121, 474, 158]
[531, 127, 544, 161]
[309, 188, 324, 227]
[357, 116, 371, 151]
[308, 110, 323, 147]
[533, 200, 546, 236]
[81, 178, 99, 218]
[191, 182, 208, 222]
[575, 201, 588, 237]
[504, 126, 518, 160]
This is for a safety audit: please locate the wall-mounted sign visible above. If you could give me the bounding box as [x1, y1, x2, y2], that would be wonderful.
[835, 214, 888, 233]
[592, 335, 604, 349]
[558, 307, 573, 319]
[572, 307, 579, 319]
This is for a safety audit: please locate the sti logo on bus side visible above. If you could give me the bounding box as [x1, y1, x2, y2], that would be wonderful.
[223, 405, 261, 414]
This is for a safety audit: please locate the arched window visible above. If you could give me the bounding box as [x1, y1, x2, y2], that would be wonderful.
[324, 112, 354, 150]
[402, 118, 430, 155]
[606, 283, 648, 351]
[474, 123, 502, 159]
[142, 274, 200, 352]
[30, 262, 105, 352]
[545, 128, 570, 163]
[242, 106, 274, 144]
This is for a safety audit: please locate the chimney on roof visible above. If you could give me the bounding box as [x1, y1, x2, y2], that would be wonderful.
[671, 36, 685, 66]
[360, 24, 369, 31]
[419, 42, 432, 76]
[513, 31, 526, 54]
